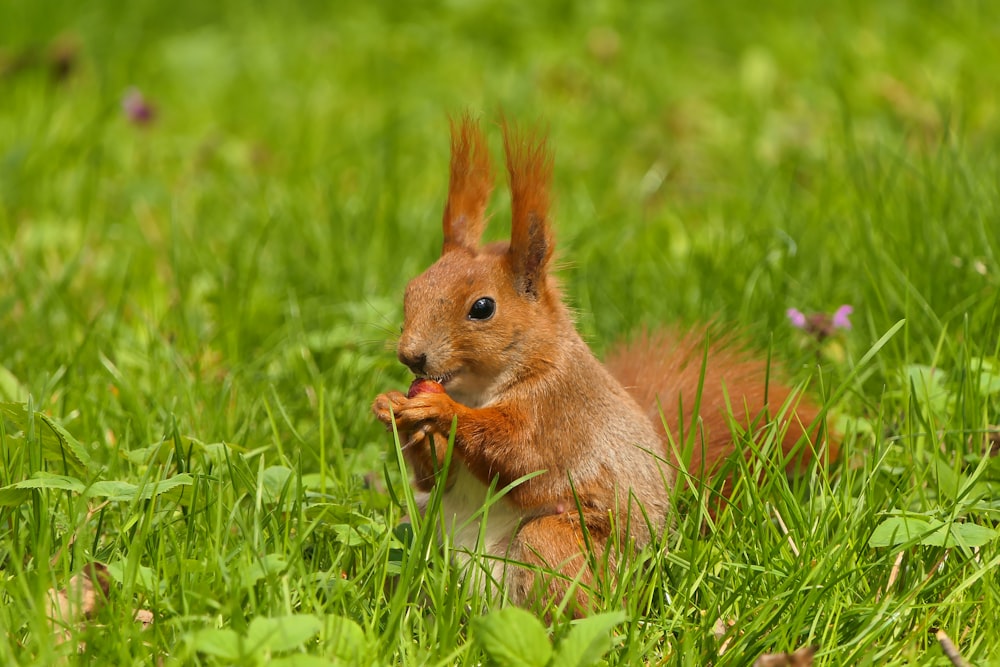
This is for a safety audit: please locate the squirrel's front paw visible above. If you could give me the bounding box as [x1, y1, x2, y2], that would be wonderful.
[373, 390, 407, 429]
[373, 388, 467, 493]
[372, 390, 456, 434]
[396, 392, 456, 433]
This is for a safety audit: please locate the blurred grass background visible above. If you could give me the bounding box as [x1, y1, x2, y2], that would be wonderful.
[1, 0, 999, 664]
[3, 0, 997, 443]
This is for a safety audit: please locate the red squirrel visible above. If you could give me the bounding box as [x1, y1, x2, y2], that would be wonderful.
[372, 115, 834, 614]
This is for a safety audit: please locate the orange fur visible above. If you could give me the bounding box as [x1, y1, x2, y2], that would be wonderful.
[606, 328, 835, 476]
[373, 116, 836, 616]
[443, 112, 494, 252]
[502, 118, 555, 296]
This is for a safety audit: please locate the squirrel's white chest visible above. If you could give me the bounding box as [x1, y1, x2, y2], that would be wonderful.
[438, 463, 524, 564]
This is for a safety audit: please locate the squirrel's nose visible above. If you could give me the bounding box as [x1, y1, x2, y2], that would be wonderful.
[397, 349, 427, 376]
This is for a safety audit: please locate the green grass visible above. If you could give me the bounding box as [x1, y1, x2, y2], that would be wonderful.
[1, 0, 999, 664]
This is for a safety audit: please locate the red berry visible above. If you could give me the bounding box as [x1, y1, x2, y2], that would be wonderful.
[407, 378, 445, 399]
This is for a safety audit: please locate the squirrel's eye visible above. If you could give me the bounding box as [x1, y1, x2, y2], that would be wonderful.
[468, 297, 496, 321]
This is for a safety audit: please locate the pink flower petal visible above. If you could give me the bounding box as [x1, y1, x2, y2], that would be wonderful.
[122, 87, 155, 125]
[786, 308, 807, 329]
[832, 304, 853, 329]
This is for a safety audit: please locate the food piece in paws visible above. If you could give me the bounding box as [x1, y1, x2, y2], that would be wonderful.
[407, 378, 445, 398]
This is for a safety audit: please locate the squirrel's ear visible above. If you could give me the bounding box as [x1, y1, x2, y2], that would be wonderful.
[442, 113, 494, 254]
[502, 118, 554, 298]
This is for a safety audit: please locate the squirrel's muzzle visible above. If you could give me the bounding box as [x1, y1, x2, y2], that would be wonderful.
[397, 348, 428, 376]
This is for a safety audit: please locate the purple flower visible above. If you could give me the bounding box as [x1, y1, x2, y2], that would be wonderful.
[122, 87, 155, 126]
[832, 304, 853, 330]
[786, 308, 807, 328]
[788, 304, 854, 341]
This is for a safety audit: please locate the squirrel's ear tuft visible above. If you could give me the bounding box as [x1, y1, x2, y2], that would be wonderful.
[502, 117, 554, 298]
[442, 113, 494, 254]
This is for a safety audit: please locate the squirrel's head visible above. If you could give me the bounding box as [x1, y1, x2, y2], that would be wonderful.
[397, 115, 567, 408]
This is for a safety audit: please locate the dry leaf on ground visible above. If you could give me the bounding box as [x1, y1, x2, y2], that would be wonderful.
[753, 645, 816, 667]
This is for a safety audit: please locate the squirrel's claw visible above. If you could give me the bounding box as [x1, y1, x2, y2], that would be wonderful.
[372, 390, 407, 429]
[403, 424, 432, 450]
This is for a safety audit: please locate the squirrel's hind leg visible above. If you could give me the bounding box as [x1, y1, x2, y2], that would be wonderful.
[503, 511, 619, 618]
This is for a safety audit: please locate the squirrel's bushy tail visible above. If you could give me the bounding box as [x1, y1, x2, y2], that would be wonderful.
[605, 328, 836, 483]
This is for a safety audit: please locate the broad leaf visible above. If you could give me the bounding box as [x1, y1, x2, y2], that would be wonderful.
[104, 561, 163, 595]
[948, 523, 999, 548]
[551, 611, 626, 667]
[247, 614, 323, 653]
[904, 365, 949, 415]
[0, 488, 30, 506]
[246, 553, 289, 587]
[324, 614, 368, 662]
[260, 465, 297, 505]
[971, 357, 1000, 396]
[473, 606, 553, 667]
[869, 516, 999, 548]
[0, 365, 27, 402]
[87, 474, 193, 501]
[189, 628, 242, 660]
[11, 472, 85, 493]
[869, 516, 943, 547]
[0, 401, 93, 475]
[0, 473, 85, 507]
